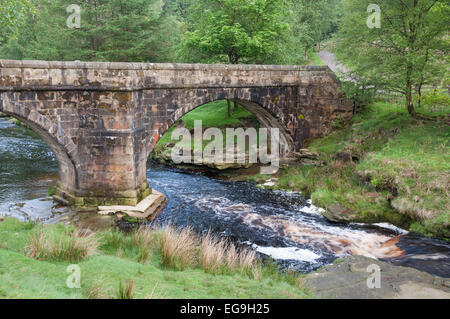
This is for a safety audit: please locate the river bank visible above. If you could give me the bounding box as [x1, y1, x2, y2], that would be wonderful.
[0, 217, 312, 299]
[219, 100, 449, 241]
[1, 216, 449, 299]
[154, 99, 450, 240]
[302, 255, 450, 299]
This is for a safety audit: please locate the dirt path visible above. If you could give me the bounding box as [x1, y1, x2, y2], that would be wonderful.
[317, 50, 353, 82]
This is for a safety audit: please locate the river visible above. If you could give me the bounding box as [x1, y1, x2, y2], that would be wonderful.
[0, 117, 449, 277]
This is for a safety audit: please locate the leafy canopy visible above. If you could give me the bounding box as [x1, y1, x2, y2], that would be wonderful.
[0, 0, 178, 62]
[0, 0, 34, 44]
[335, 0, 450, 115]
[181, 0, 289, 64]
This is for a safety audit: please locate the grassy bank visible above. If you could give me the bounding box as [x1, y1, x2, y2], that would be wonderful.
[151, 100, 260, 166]
[265, 101, 449, 239]
[0, 218, 312, 299]
[152, 93, 449, 239]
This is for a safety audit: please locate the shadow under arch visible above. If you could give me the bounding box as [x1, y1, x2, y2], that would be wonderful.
[148, 96, 295, 160]
[1, 111, 79, 202]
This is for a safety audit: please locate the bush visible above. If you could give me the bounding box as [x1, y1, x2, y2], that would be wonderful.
[340, 78, 377, 111]
[418, 89, 450, 108]
[199, 231, 260, 277]
[116, 279, 135, 299]
[199, 231, 227, 274]
[156, 225, 198, 270]
[26, 227, 99, 262]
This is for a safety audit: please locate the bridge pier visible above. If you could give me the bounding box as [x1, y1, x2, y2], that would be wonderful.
[0, 60, 353, 209]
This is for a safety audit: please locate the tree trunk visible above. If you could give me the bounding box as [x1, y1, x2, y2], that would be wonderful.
[417, 85, 422, 109]
[228, 53, 239, 64]
[227, 100, 232, 118]
[407, 88, 415, 116]
[406, 64, 415, 116]
[417, 49, 429, 109]
[233, 101, 238, 110]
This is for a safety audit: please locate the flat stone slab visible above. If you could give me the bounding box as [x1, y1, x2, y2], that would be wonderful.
[301, 255, 450, 299]
[98, 189, 166, 220]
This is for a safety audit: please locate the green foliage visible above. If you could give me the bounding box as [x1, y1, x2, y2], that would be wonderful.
[285, 0, 339, 63]
[335, 0, 450, 115]
[179, 0, 289, 64]
[1, 0, 341, 65]
[47, 186, 56, 197]
[0, 0, 178, 62]
[418, 89, 450, 109]
[155, 100, 258, 149]
[274, 100, 449, 239]
[179, 100, 256, 129]
[0, 0, 34, 44]
[339, 78, 377, 108]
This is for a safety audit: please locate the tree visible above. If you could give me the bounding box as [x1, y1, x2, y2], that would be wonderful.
[0, 0, 34, 45]
[287, 0, 339, 62]
[336, 0, 450, 116]
[180, 0, 289, 64]
[0, 0, 179, 62]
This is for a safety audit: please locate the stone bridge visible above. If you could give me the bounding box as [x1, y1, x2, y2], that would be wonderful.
[0, 60, 352, 208]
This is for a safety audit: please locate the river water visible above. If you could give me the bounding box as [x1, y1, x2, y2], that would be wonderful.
[0, 117, 449, 277]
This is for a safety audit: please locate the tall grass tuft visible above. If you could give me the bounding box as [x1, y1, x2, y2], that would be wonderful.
[137, 247, 152, 264]
[157, 225, 197, 270]
[85, 279, 112, 299]
[99, 224, 260, 276]
[116, 279, 135, 299]
[199, 231, 260, 277]
[225, 242, 260, 277]
[132, 226, 154, 264]
[26, 227, 98, 262]
[130, 226, 154, 248]
[199, 231, 227, 274]
[100, 226, 155, 263]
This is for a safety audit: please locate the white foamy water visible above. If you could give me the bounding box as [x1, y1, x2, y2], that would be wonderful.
[373, 223, 409, 234]
[252, 245, 321, 262]
[241, 212, 405, 259]
[299, 204, 325, 215]
[194, 196, 406, 260]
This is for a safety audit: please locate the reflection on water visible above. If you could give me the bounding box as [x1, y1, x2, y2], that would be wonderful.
[0, 118, 449, 277]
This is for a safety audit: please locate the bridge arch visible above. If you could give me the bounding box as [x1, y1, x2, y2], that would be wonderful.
[144, 87, 297, 161]
[0, 97, 79, 204]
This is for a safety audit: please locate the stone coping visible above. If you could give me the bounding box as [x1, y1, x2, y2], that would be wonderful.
[98, 190, 166, 220]
[0, 59, 330, 72]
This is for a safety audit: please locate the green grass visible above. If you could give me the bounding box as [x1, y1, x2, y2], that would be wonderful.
[0, 218, 313, 299]
[181, 100, 257, 129]
[152, 100, 260, 160]
[157, 100, 258, 142]
[307, 48, 325, 66]
[272, 100, 450, 239]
